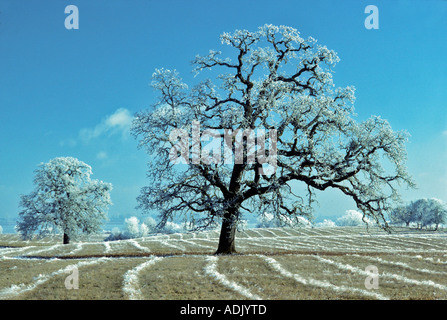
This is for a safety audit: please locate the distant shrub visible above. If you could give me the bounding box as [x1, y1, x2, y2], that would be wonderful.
[316, 219, 336, 228]
[159, 221, 184, 234]
[106, 216, 154, 241]
[256, 212, 311, 228]
[124, 216, 150, 238]
[106, 227, 128, 241]
[105, 216, 186, 241]
[336, 210, 372, 226]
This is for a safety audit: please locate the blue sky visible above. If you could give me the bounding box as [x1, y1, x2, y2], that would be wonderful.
[0, 0, 446, 228]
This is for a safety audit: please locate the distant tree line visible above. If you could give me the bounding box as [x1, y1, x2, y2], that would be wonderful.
[388, 198, 447, 230]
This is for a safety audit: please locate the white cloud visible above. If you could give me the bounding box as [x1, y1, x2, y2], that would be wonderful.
[79, 108, 133, 142]
[106, 109, 133, 129]
[96, 151, 108, 160]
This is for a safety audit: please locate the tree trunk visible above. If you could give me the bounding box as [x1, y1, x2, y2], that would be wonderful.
[215, 208, 239, 255]
[63, 233, 70, 244]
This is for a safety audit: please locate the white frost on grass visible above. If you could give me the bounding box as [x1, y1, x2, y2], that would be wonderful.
[128, 239, 151, 253]
[258, 255, 389, 300]
[400, 254, 447, 265]
[314, 255, 447, 292]
[0, 246, 38, 258]
[122, 256, 162, 300]
[178, 238, 215, 250]
[65, 243, 83, 256]
[0, 257, 109, 299]
[351, 254, 447, 276]
[104, 241, 112, 254]
[22, 244, 62, 256]
[154, 238, 186, 251]
[203, 255, 262, 300]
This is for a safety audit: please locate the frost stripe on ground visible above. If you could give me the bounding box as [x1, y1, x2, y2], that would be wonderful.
[22, 244, 62, 256]
[203, 256, 262, 300]
[122, 256, 163, 300]
[104, 242, 112, 254]
[398, 254, 447, 265]
[349, 254, 447, 276]
[258, 255, 389, 300]
[313, 255, 447, 292]
[0, 257, 109, 299]
[128, 239, 151, 253]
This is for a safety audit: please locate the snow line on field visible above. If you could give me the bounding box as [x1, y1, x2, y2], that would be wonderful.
[177, 238, 215, 250]
[0, 257, 110, 299]
[351, 237, 397, 251]
[239, 237, 311, 251]
[0, 246, 38, 258]
[128, 239, 151, 253]
[247, 229, 265, 238]
[20, 244, 63, 257]
[65, 243, 84, 256]
[203, 255, 262, 300]
[313, 255, 447, 292]
[104, 241, 112, 254]
[398, 254, 447, 265]
[151, 233, 216, 249]
[257, 255, 389, 300]
[122, 256, 163, 300]
[153, 238, 186, 251]
[139, 236, 187, 251]
[279, 228, 301, 237]
[262, 229, 280, 237]
[381, 236, 447, 250]
[349, 254, 447, 276]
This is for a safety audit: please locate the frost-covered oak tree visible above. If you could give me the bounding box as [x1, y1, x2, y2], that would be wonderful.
[390, 198, 447, 230]
[132, 25, 414, 254]
[411, 198, 447, 230]
[16, 157, 112, 244]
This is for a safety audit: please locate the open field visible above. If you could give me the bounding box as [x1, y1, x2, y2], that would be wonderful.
[1, 226, 447, 300]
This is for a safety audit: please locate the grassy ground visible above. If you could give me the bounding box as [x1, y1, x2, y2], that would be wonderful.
[1, 226, 447, 300]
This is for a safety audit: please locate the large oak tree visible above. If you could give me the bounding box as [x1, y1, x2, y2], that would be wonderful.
[132, 25, 414, 254]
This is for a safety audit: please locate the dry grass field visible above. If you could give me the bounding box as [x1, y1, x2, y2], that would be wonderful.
[1, 226, 447, 300]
